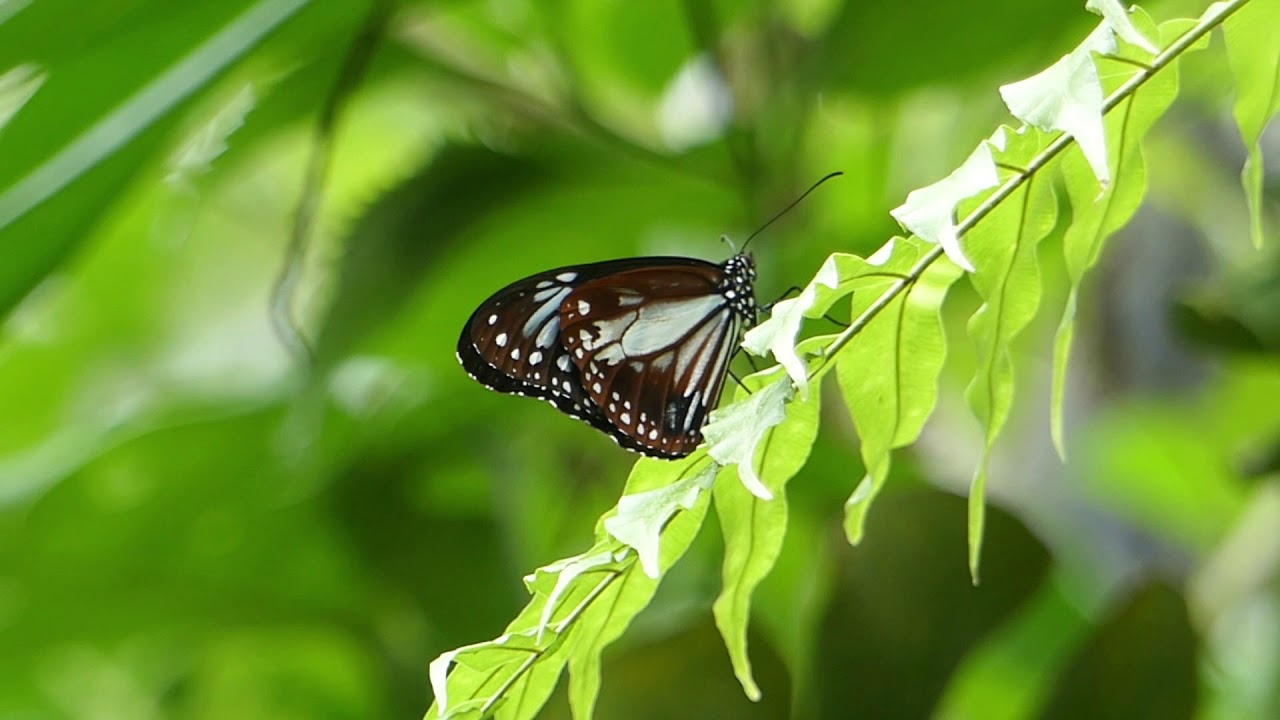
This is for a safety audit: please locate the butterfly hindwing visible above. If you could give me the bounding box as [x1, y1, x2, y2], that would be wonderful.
[560, 263, 745, 458]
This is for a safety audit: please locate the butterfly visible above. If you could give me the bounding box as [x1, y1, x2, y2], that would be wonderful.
[456, 172, 841, 459]
[457, 252, 758, 458]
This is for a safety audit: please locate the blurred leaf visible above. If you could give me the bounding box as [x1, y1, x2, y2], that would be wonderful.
[1222, 0, 1280, 248]
[1039, 582, 1198, 720]
[816, 490, 1050, 718]
[313, 144, 553, 367]
[0, 0, 356, 316]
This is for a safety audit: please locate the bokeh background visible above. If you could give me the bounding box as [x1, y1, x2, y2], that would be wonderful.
[1, 0, 1277, 718]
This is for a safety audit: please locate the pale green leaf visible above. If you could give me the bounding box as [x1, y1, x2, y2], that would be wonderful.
[889, 139, 1002, 271]
[838, 236, 962, 544]
[429, 629, 555, 719]
[1223, 0, 1280, 248]
[744, 250, 906, 391]
[964, 128, 1059, 582]
[1087, 0, 1159, 53]
[602, 464, 716, 578]
[712, 371, 821, 701]
[527, 549, 621, 642]
[703, 375, 793, 499]
[569, 459, 714, 719]
[1052, 12, 1203, 458]
[1000, 22, 1117, 186]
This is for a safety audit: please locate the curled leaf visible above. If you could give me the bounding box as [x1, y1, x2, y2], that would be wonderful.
[603, 465, 716, 578]
[890, 140, 1000, 271]
[703, 377, 794, 500]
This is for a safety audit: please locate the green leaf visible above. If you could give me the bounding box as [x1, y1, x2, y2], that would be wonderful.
[999, 21, 1119, 186]
[426, 458, 717, 720]
[711, 371, 821, 701]
[743, 250, 910, 392]
[837, 236, 962, 544]
[889, 138, 1002, 271]
[603, 465, 716, 579]
[703, 375, 794, 500]
[1086, 0, 1159, 53]
[963, 129, 1059, 583]
[1051, 12, 1201, 459]
[1222, 0, 1280, 248]
[568, 459, 714, 720]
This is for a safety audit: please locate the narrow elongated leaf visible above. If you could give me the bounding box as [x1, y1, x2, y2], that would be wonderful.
[1222, 0, 1280, 248]
[964, 129, 1059, 582]
[837, 236, 962, 544]
[711, 371, 820, 700]
[1052, 13, 1206, 458]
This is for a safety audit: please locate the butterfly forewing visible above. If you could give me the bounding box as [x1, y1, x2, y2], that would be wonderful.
[560, 262, 747, 458]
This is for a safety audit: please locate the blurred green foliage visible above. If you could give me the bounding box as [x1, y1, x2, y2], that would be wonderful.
[0, 0, 1276, 718]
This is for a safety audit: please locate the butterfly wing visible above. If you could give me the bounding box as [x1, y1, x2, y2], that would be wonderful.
[560, 262, 746, 458]
[457, 257, 722, 442]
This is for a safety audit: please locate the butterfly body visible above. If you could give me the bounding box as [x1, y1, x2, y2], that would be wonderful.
[458, 253, 758, 459]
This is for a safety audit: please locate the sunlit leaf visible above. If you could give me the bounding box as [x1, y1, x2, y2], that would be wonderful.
[1086, 0, 1158, 53]
[703, 376, 794, 500]
[0, 63, 43, 133]
[1051, 12, 1206, 458]
[837, 236, 962, 544]
[712, 371, 821, 700]
[963, 128, 1059, 582]
[603, 465, 716, 579]
[889, 138, 1002, 271]
[1000, 22, 1116, 186]
[744, 250, 907, 392]
[569, 459, 714, 720]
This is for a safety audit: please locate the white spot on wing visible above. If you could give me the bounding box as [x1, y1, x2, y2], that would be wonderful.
[530, 350, 543, 364]
[557, 272, 577, 282]
[496, 332, 508, 347]
[488, 314, 498, 325]
[511, 348, 521, 360]
[577, 299, 591, 315]
[620, 412, 631, 425]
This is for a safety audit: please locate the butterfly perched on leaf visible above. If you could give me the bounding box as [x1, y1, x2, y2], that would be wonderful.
[456, 173, 841, 459]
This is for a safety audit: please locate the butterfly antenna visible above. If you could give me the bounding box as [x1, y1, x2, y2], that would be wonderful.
[741, 171, 843, 251]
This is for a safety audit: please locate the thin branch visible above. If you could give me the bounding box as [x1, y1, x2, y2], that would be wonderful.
[808, 0, 1250, 378]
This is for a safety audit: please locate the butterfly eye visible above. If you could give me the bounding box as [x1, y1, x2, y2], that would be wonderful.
[457, 254, 758, 458]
